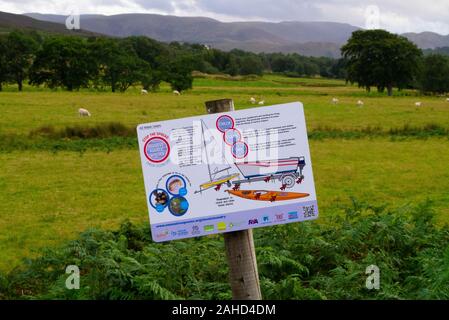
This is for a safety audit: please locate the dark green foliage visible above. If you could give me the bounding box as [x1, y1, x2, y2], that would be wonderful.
[90, 38, 153, 92]
[0, 30, 367, 93]
[3, 31, 38, 91]
[419, 54, 449, 95]
[29, 122, 135, 139]
[1, 201, 448, 299]
[1, 122, 448, 153]
[342, 30, 423, 96]
[29, 36, 97, 91]
[161, 53, 195, 92]
[0, 36, 9, 91]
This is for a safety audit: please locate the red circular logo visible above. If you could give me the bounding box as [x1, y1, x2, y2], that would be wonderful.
[216, 115, 235, 133]
[144, 137, 170, 163]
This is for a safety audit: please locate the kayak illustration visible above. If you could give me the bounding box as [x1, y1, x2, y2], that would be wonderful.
[226, 190, 310, 202]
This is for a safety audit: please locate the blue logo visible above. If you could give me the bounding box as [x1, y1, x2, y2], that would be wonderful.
[232, 141, 249, 159]
[263, 216, 270, 223]
[288, 212, 299, 220]
[216, 115, 234, 132]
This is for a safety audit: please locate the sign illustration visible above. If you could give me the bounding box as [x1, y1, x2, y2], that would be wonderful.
[137, 102, 318, 242]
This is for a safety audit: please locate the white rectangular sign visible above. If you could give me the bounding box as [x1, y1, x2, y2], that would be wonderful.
[137, 102, 318, 242]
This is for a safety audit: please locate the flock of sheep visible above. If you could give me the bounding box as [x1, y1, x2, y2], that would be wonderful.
[330, 97, 449, 108]
[249, 97, 265, 105]
[78, 89, 182, 117]
[78, 90, 449, 117]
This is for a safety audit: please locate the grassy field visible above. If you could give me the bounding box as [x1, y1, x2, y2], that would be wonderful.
[1, 74, 448, 272]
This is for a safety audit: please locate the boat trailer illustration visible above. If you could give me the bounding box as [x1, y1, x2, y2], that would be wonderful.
[231, 157, 306, 191]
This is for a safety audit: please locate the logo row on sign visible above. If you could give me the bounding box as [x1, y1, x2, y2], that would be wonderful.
[154, 210, 307, 240]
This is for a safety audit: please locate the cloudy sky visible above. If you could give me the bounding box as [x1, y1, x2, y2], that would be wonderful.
[1, 0, 449, 34]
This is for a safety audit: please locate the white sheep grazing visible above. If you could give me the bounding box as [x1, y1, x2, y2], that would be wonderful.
[78, 108, 91, 117]
[250, 97, 256, 104]
[173, 90, 180, 96]
[357, 100, 364, 107]
[446, 98, 449, 102]
[141, 89, 148, 95]
[415, 102, 422, 107]
[332, 98, 339, 104]
[258, 100, 265, 105]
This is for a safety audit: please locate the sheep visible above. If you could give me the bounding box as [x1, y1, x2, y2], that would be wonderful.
[446, 98, 449, 102]
[141, 89, 148, 95]
[357, 100, 364, 107]
[78, 108, 91, 117]
[250, 97, 256, 104]
[258, 100, 265, 105]
[415, 102, 422, 107]
[331, 97, 339, 105]
[173, 90, 180, 96]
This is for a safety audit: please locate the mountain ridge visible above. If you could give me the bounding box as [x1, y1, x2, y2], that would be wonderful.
[5, 12, 449, 57]
[0, 11, 101, 37]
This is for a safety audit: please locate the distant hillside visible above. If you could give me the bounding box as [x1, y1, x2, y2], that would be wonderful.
[23, 12, 449, 57]
[0, 11, 101, 37]
[403, 32, 449, 49]
[26, 13, 359, 57]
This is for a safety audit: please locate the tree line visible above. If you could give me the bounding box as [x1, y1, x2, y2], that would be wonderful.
[0, 30, 345, 92]
[1, 29, 449, 95]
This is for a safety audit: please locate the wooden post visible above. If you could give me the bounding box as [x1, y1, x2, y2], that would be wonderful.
[205, 99, 262, 300]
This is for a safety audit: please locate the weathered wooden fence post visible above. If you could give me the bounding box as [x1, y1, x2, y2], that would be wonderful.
[205, 98, 262, 300]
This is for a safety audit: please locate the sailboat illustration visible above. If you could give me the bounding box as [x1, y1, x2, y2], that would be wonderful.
[195, 120, 239, 193]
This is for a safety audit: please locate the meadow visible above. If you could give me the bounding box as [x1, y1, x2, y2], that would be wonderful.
[1, 74, 449, 274]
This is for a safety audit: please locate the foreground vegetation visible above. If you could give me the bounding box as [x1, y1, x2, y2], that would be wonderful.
[1, 201, 448, 300]
[1, 74, 448, 299]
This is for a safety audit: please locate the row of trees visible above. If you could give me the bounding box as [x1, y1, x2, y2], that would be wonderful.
[0, 30, 346, 92]
[1, 29, 449, 94]
[342, 29, 449, 95]
[0, 31, 195, 92]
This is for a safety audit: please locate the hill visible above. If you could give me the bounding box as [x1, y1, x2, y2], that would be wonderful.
[26, 13, 359, 57]
[0, 11, 101, 37]
[25, 13, 449, 57]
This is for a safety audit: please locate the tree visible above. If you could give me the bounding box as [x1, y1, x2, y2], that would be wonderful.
[0, 36, 10, 91]
[30, 37, 96, 91]
[420, 54, 449, 94]
[239, 55, 264, 75]
[342, 30, 422, 96]
[123, 36, 166, 91]
[91, 38, 151, 92]
[5, 31, 38, 91]
[162, 54, 194, 92]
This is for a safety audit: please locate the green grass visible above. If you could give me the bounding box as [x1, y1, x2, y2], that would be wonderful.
[0, 74, 449, 273]
[1, 78, 449, 136]
[1, 138, 448, 271]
